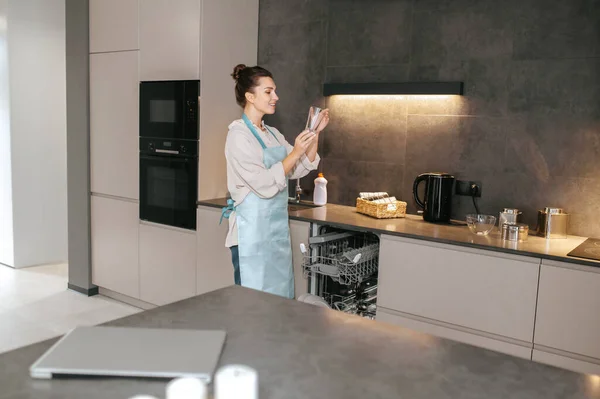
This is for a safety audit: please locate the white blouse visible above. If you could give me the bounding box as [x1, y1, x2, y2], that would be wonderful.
[224, 119, 320, 247]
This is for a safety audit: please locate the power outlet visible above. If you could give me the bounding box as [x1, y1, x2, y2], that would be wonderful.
[455, 180, 482, 198]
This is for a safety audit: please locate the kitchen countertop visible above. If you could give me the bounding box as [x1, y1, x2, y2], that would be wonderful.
[198, 198, 600, 269]
[1, 285, 598, 399]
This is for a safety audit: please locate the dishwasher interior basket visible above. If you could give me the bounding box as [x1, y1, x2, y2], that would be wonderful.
[301, 231, 379, 285]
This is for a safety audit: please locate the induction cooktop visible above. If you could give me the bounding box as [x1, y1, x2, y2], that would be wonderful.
[567, 238, 600, 262]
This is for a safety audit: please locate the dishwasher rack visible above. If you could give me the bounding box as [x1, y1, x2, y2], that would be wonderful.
[302, 231, 379, 285]
[326, 277, 378, 319]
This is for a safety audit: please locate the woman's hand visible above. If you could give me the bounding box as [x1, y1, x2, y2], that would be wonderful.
[315, 108, 330, 134]
[303, 108, 328, 163]
[282, 130, 316, 175]
[291, 129, 316, 157]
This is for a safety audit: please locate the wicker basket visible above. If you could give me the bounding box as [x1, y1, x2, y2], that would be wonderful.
[356, 197, 407, 219]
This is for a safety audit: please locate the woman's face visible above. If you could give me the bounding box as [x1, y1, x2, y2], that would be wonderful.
[247, 77, 279, 115]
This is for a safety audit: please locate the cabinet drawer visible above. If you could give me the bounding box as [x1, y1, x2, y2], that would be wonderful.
[378, 235, 539, 342]
[532, 349, 600, 376]
[377, 308, 533, 360]
[91, 196, 139, 298]
[535, 263, 600, 360]
[139, 223, 197, 306]
[196, 207, 233, 295]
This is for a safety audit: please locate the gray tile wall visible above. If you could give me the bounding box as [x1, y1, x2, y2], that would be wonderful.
[258, 0, 600, 238]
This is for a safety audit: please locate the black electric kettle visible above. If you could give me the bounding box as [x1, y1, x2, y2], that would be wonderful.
[413, 173, 455, 223]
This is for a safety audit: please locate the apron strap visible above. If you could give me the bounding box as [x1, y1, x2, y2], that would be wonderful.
[265, 126, 281, 144]
[242, 114, 282, 148]
[219, 198, 236, 225]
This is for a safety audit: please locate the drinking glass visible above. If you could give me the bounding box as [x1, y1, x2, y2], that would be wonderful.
[305, 106, 325, 133]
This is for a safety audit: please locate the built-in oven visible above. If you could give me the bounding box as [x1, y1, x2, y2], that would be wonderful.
[139, 138, 198, 230]
[139, 80, 200, 140]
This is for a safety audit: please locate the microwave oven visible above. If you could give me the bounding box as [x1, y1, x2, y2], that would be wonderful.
[139, 80, 199, 140]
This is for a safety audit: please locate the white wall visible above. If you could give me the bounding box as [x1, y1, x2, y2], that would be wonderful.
[6, 0, 68, 268]
[0, 0, 14, 266]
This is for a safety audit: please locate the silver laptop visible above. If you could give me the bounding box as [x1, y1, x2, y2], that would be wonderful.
[30, 326, 226, 382]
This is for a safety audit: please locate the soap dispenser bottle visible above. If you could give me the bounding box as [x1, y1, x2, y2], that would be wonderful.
[313, 173, 328, 206]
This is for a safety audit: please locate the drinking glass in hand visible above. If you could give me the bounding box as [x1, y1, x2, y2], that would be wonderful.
[305, 106, 325, 133]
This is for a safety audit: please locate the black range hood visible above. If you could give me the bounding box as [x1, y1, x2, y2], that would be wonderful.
[323, 81, 464, 96]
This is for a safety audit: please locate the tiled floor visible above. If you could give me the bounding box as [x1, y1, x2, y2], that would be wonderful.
[0, 263, 142, 354]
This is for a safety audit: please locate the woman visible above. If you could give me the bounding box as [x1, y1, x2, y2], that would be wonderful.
[221, 64, 329, 299]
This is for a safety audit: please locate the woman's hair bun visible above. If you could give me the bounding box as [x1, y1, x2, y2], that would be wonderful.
[231, 64, 273, 107]
[231, 64, 247, 81]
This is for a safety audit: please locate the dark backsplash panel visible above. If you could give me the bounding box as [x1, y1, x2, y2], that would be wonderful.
[258, 0, 600, 237]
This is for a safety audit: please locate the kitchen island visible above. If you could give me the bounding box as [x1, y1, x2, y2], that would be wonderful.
[1, 285, 599, 399]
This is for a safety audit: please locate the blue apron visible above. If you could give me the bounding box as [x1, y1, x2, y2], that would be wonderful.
[221, 115, 294, 299]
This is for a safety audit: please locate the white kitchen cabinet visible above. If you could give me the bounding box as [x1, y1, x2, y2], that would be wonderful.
[91, 195, 139, 299]
[197, 0, 259, 200]
[377, 235, 540, 343]
[89, 0, 139, 53]
[290, 219, 310, 299]
[532, 349, 600, 376]
[377, 308, 534, 360]
[534, 261, 600, 362]
[139, 223, 197, 306]
[139, 0, 201, 81]
[90, 51, 139, 200]
[196, 206, 233, 295]
[88, 0, 259, 202]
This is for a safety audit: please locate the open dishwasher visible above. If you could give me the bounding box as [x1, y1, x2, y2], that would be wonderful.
[299, 225, 380, 319]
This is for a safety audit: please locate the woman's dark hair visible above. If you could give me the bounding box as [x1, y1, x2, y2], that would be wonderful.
[231, 64, 273, 107]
